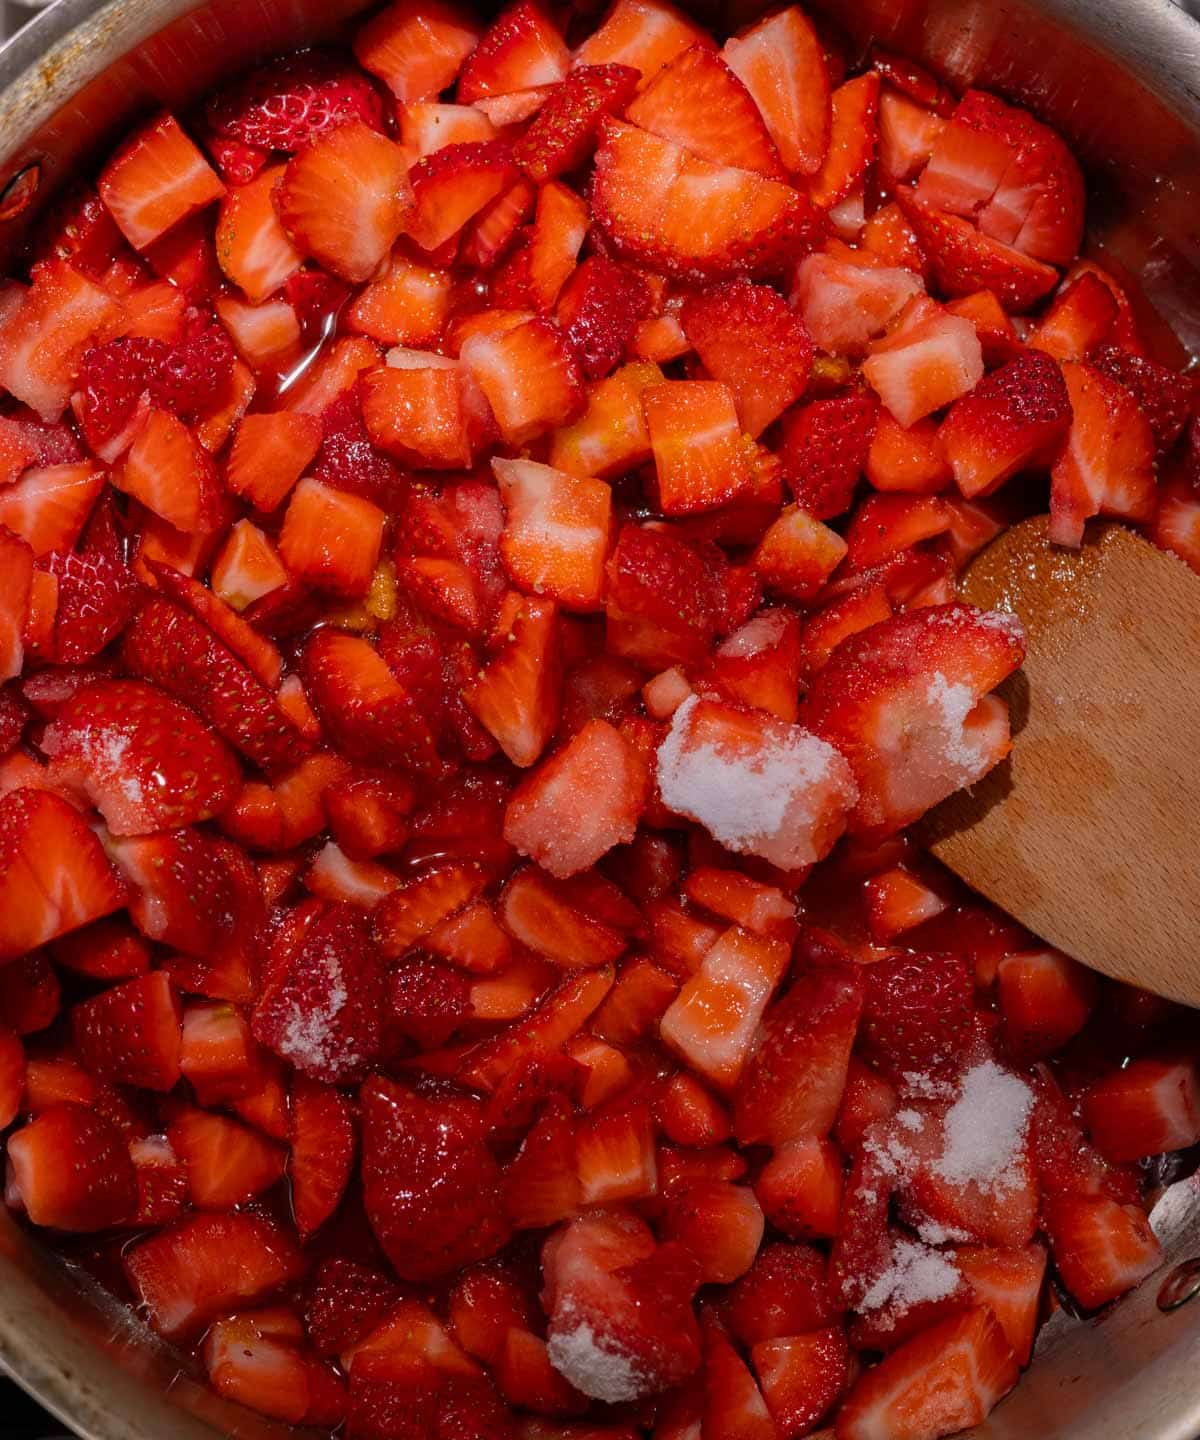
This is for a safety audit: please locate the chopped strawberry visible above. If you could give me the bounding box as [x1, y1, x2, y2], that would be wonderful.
[276, 122, 412, 284]
[878, 87, 945, 184]
[862, 301, 983, 428]
[734, 965, 863, 1147]
[778, 389, 879, 521]
[354, 0, 481, 103]
[491, 458, 611, 615]
[498, 865, 627, 970]
[123, 597, 310, 772]
[254, 900, 385, 1082]
[571, 1094, 655, 1208]
[214, 164, 303, 304]
[0, 463, 104, 558]
[836, 1306, 1017, 1440]
[360, 356, 484, 473]
[290, 1074, 356, 1241]
[755, 1135, 845, 1240]
[860, 951, 974, 1081]
[224, 410, 321, 513]
[1081, 1058, 1200, 1164]
[361, 1074, 511, 1281]
[6, 1104, 137, 1231]
[549, 360, 660, 478]
[279, 476, 385, 598]
[124, 1211, 305, 1340]
[938, 348, 1070, 499]
[752, 504, 848, 602]
[661, 1179, 764, 1284]
[406, 141, 517, 253]
[864, 410, 951, 495]
[516, 64, 641, 182]
[457, 0, 569, 103]
[802, 603, 1026, 838]
[811, 71, 880, 210]
[0, 787, 124, 959]
[1049, 359, 1157, 547]
[996, 949, 1096, 1062]
[575, 0, 710, 81]
[345, 249, 453, 349]
[1028, 270, 1118, 361]
[845, 493, 951, 570]
[592, 120, 822, 283]
[461, 177, 536, 267]
[504, 718, 646, 877]
[202, 1311, 345, 1427]
[895, 189, 1060, 311]
[179, 1000, 266, 1104]
[1041, 1193, 1162, 1310]
[0, 261, 118, 422]
[953, 1243, 1046, 1366]
[722, 6, 830, 176]
[626, 43, 783, 177]
[553, 255, 649, 382]
[792, 253, 924, 358]
[752, 1328, 848, 1438]
[0, 529, 32, 685]
[98, 114, 225, 251]
[207, 50, 383, 154]
[728, 1241, 842, 1348]
[168, 1105, 286, 1208]
[42, 678, 240, 834]
[460, 315, 584, 445]
[304, 1258, 404, 1358]
[372, 862, 485, 958]
[642, 380, 753, 515]
[864, 865, 950, 940]
[113, 408, 223, 535]
[698, 608, 803, 724]
[1088, 342, 1196, 456]
[71, 970, 182, 1092]
[542, 1211, 702, 1402]
[464, 594, 563, 766]
[211, 519, 288, 612]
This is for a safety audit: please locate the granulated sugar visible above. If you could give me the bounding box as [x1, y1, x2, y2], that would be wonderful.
[934, 1060, 1034, 1192]
[860, 1238, 961, 1316]
[547, 1317, 646, 1404]
[925, 672, 986, 775]
[277, 943, 354, 1075]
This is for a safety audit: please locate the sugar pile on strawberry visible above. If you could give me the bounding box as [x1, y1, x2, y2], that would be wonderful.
[0, 3, 1196, 1438]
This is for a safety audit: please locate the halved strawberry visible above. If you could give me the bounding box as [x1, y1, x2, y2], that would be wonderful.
[362, 1075, 511, 1281]
[836, 1306, 1017, 1440]
[279, 477, 385, 598]
[0, 787, 124, 959]
[214, 164, 303, 303]
[1049, 359, 1157, 547]
[778, 389, 879, 521]
[124, 1211, 305, 1340]
[515, 64, 640, 182]
[862, 301, 984, 427]
[406, 141, 517, 253]
[42, 677, 240, 834]
[207, 49, 383, 154]
[290, 1074, 355, 1241]
[276, 121, 412, 284]
[123, 597, 311, 773]
[1041, 1193, 1162, 1310]
[72, 970, 182, 1092]
[504, 718, 646, 877]
[802, 603, 1026, 838]
[354, 0, 481, 103]
[722, 5, 830, 177]
[0, 260, 118, 422]
[938, 348, 1070, 498]
[592, 120, 822, 283]
[679, 280, 812, 437]
[792, 253, 924, 358]
[6, 1104, 137, 1231]
[626, 43, 782, 177]
[168, 1105, 286, 1208]
[98, 114, 225, 251]
[895, 189, 1060, 311]
[460, 315, 583, 445]
[457, 0, 569, 102]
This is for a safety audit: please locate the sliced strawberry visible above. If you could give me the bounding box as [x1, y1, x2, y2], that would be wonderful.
[290, 1074, 355, 1241]
[1088, 342, 1196, 456]
[504, 718, 646, 878]
[626, 44, 782, 177]
[0, 261, 118, 422]
[734, 966, 863, 1147]
[0, 787, 124, 960]
[457, 0, 569, 102]
[778, 389, 879, 521]
[895, 189, 1060, 312]
[215, 164, 303, 303]
[98, 113, 224, 251]
[6, 1104, 136, 1231]
[207, 50, 383, 154]
[836, 1306, 1017, 1440]
[254, 900, 385, 1082]
[148, 559, 281, 689]
[1041, 1193, 1162, 1310]
[462, 594, 561, 767]
[123, 597, 310, 773]
[792, 253, 924, 358]
[939, 348, 1070, 498]
[406, 141, 517, 253]
[722, 6, 830, 177]
[574, 0, 711, 85]
[276, 121, 412, 284]
[354, 0, 481, 103]
[1049, 359, 1157, 547]
[515, 64, 640, 182]
[362, 1074, 511, 1281]
[592, 120, 822, 283]
[124, 1211, 305, 1340]
[42, 678, 239, 835]
[460, 315, 583, 445]
[543, 1211, 701, 1402]
[810, 71, 880, 210]
[279, 476, 385, 598]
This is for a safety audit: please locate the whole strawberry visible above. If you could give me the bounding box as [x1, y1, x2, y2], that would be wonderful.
[206, 50, 384, 154]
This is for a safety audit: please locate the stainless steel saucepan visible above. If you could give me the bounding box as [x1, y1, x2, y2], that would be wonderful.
[1, 0, 1200, 1434]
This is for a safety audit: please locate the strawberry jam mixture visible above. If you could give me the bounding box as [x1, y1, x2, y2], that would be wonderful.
[1, 3, 1199, 1438]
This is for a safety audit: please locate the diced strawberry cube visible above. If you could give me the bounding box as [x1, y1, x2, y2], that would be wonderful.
[699, 608, 803, 724]
[504, 718, 646, 877]
[211, 519, 288, 611]
[643, 380, 753, 515]
[0, 260, 117, 421]
[549, 361, 661, 479]
[361, 357, 484, 471]
[460, 316, 583, 445]
[354, 0, 481, 103]
[662, 1179, 764, 1284]
[793, 254, 924, 359]
[224, 409, 321, 513]
[659, 924, 790, 1089]
[879, 87, 946, 184]
[995, 948, 1096, 1061]
[98, 114, 225, 251]
[1082, 1058, 1200, 1164]
[752, 504, 848, 602]
[862, 302, 983, 427]
[492, 458, 612, 612]
[1040, 1193, 1162, 1310]
[279, 477, 385, 598]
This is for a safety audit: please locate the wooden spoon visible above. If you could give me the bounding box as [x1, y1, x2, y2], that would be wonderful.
[920, 514, 1200, 1007]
